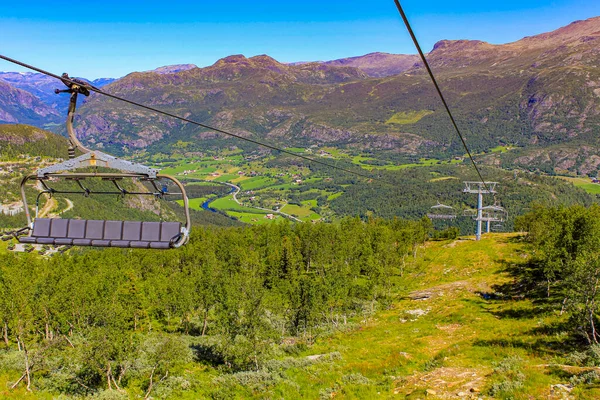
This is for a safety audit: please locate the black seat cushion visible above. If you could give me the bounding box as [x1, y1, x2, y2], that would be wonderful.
[68, 220, 87, 239]
[86, 220, 105, 240]
[141, 222, 161, 242]
[104, 221, 124, 240]
[161, 222, 181, 242]
[122, 221, 142, 241]
[19, 218, 181, 249]
[110, 240, 131, 248]
[130, 241, 151, 249]
[31, 218, 51, 237]
[150, 241, 171, 249]
[50, 219, 69, 238]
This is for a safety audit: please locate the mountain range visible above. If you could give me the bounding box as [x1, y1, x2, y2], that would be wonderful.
[1, 16, 600, 174]
[0, 72, 116, 122]
[0, 79, 61, 126]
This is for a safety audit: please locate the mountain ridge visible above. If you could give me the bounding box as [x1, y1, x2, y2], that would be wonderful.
[321, 52, 420, 77]
[0, 72, 116, 120]
[73, 16, 600, 164]
[2, 16, 600, 174]
[0, 80, 61, 126]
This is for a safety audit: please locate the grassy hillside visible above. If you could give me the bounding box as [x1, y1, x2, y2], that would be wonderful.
[0, 124, 68, 160]
[3, 233, 599, 398]
[281, 234, 583, 399]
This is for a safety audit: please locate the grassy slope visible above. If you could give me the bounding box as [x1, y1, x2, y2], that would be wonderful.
[203, 233, 597, 399]
[2, 233, 598, 398]
[0, 124, 68, 159]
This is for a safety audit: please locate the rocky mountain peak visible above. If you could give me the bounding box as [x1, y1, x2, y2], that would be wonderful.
[248, 55, 288, 74]
[431, 39, 491, 53]
[151, 64, 197, 74]
[216, 54, 249, 65]
[513, 16, 600, 48]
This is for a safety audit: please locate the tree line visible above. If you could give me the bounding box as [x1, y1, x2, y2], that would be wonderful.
[0, 217, 430, 397]
[516, 204, 600, 345]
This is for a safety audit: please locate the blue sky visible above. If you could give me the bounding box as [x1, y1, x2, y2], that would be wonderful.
[1, 0, 599, 79]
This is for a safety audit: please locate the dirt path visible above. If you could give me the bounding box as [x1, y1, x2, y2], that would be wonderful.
[62, 198, 74, 214]
[38, 196, 56, 218]
[48, 198, 74, 218]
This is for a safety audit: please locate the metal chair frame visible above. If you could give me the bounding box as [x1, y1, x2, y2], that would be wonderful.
[16, 75, 191, 248]
[427, 203, 457, 220]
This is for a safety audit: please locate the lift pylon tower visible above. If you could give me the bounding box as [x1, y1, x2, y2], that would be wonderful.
[463, 182, 498, 241]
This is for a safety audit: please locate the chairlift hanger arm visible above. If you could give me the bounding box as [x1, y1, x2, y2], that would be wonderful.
[73, 179, 91, 196]
[54, 74, 92, 155]
[36, 151, 160, 179]
[39, 179, 55, 193]
[11, 63, 192, 248]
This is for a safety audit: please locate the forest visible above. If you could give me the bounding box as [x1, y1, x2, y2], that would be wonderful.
[3, 200, 600, 397]
[515, 204, 600, 345]
[0, 217, 430, 398]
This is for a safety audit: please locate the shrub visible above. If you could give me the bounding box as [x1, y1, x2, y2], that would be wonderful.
[487, 356, 525, 397]
[342, 373, 371, 385]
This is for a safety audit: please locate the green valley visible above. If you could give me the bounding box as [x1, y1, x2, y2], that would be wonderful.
[133, 144, 594, 232]
[2, 11, 600, 399]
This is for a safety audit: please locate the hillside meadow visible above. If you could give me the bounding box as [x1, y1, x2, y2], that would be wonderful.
[2, 208, 600, 398]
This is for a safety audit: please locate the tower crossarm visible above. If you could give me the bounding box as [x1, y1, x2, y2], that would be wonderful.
[463, 181, 497, 194]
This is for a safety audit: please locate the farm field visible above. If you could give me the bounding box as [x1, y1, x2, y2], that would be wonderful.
[355, 157, 463, 171]
[556, 176, 600, 194]
[280, 204, 319, 221]
[135, 147, 594, 229]
[144, 150, 335, 224]
[177, 197, 208, 211]
[227, 210, 279, 224]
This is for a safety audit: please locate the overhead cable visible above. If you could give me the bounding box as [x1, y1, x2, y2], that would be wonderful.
[392, 0, 490, 191]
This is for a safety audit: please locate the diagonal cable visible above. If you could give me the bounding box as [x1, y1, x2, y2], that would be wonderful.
[392, 0, 490, 191]
[0, 54, 391, 185]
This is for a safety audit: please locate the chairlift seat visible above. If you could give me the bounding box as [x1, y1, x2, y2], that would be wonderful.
[17, 79, 191, 249]
[19, 218, 181, 249]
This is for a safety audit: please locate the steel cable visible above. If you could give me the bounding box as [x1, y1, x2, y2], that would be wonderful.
[392, 0, 491, 192]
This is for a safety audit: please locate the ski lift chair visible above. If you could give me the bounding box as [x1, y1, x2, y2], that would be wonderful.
[16, 74, 190, 249]
[480, 205, 508, 223]
[426, 203, 457, 220]
[491, 223, 504, 232]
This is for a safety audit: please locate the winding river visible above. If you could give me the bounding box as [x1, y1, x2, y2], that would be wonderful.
[186, 179, 302, 223]
[201, 185, 236, 213]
